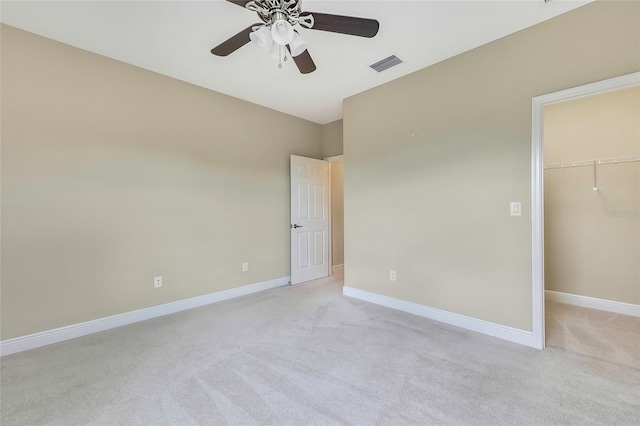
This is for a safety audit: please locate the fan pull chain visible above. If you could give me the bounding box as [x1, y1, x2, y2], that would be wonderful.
[278, 45, 282, 69]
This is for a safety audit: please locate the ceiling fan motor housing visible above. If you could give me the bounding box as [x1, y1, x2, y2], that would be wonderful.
[247, 0, 314, 29]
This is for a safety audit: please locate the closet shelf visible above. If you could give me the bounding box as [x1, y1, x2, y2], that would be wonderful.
[544, 155, 640, 170]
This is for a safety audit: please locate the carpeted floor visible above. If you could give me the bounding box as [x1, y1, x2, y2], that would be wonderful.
[546, 300, 640, 370]
[1, 270, 639, 425]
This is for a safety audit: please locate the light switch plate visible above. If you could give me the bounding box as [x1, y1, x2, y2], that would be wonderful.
[510, 202, 522, 217]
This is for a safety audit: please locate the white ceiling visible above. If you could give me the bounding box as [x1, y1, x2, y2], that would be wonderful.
[1, 0, 592, 124]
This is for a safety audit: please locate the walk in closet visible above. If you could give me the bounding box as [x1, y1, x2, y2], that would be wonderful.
[543, 86, 639, 368]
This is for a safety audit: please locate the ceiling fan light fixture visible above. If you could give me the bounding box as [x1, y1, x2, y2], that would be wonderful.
[271, 19, 294, 45]
[289, 32, 307, 57]
[249, 25, 272, 51]
[212, 0, 381, 74]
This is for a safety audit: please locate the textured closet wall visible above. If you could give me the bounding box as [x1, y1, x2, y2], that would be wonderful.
[544, 87, 639, 304]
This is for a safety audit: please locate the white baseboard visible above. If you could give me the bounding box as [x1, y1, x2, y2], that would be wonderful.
[545, 290, 640, 317]
[1, 277, 290, 357]
[343, 286, 537, 348]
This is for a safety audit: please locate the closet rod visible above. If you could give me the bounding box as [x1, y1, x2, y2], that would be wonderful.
[544, 155, 640, 170]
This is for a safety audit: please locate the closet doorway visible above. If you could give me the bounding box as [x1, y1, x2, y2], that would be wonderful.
[532, 73, 639, 366]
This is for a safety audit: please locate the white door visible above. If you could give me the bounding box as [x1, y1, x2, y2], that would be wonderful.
[290, 155, 330, 284]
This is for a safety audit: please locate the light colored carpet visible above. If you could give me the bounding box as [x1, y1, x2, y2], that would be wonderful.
[1, 270, 639, 425]
[546, 300, 640, 370]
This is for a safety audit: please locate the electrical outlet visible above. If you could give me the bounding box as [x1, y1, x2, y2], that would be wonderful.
[242, 262, 249, 272]
[510, 201, 522, 217]
[154, 276, 162, 288]
[390, 270, 397, 281]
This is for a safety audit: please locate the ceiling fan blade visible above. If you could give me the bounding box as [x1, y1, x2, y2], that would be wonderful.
[225, 1, 249, 8]
[288, 47, 316, 74]
[301, 12, 379, 38]
[211, 24, 259, 57]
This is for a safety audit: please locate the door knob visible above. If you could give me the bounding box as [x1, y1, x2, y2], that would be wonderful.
[292, 224, 303, 228]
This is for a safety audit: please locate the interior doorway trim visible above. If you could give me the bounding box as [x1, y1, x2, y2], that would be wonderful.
[530, 71, 640, 350]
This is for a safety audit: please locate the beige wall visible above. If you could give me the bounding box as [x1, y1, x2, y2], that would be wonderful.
[544, 87, 640, 164]
[544, 87, 639, 304]
[322, 120, 343, 158]
[331, 161, 344, 266]
[0, 25, 323, 339]
[343, 1, 639, 331]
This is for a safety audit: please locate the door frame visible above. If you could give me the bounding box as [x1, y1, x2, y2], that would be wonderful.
[324, 155, 344, 275]
[530, 71, 640, 349]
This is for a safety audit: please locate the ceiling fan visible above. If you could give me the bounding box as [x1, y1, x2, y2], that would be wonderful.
[211, 0, 380, 74]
